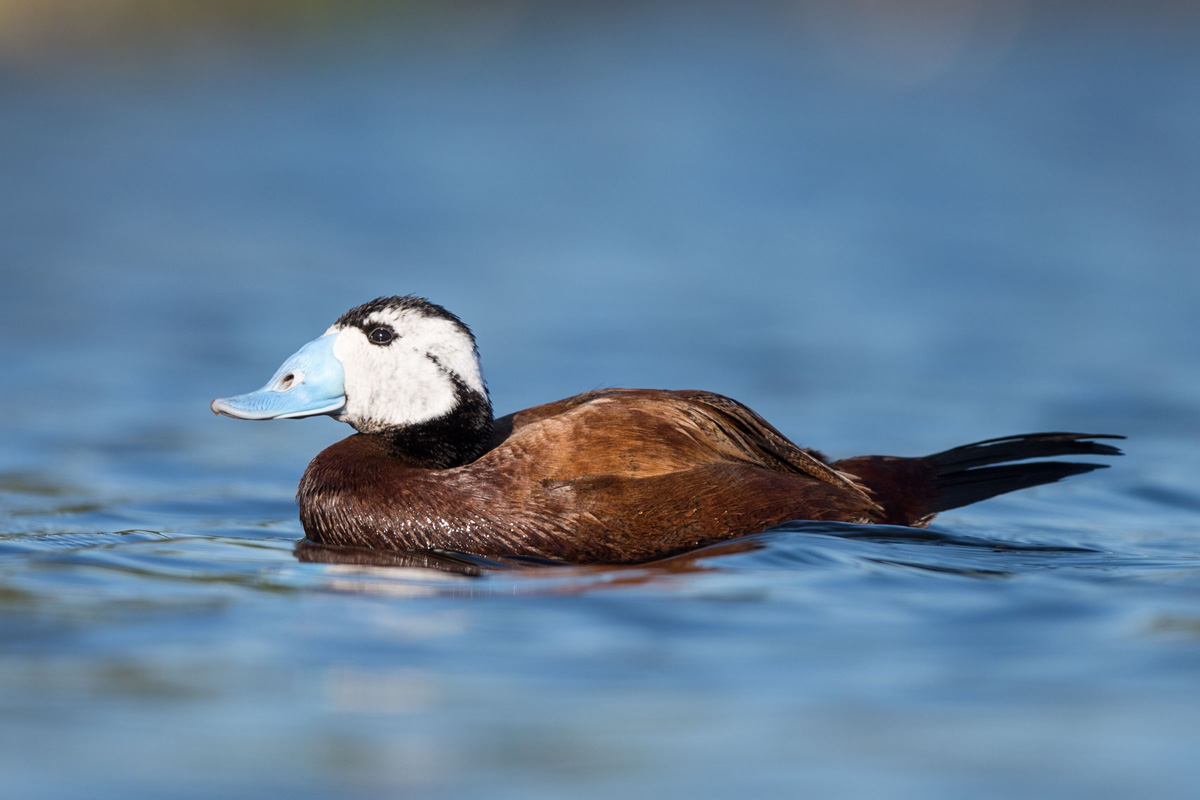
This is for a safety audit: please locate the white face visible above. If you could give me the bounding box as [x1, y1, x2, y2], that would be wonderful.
[327, 305, 486, 433]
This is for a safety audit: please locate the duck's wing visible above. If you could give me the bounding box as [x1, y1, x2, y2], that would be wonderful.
[491, 388, 880, 511]
[669, 390, 880, 510]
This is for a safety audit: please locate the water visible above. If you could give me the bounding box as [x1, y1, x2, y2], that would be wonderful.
[2, 4, 1200, 798]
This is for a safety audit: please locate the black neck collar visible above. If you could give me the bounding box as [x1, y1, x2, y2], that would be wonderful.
[376, 378, 494, 469]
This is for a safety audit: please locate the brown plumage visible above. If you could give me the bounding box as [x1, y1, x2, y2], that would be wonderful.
[212, 296, 1123, 566]
[297, 388, 1122, 564]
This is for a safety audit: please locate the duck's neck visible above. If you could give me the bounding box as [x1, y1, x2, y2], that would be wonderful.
[376, 381, 494, 469]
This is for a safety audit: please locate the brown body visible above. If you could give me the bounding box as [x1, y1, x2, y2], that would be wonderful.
[297, 388, 1118, 564]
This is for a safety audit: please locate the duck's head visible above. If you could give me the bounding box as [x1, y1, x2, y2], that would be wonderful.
[212, 296, 493, 466]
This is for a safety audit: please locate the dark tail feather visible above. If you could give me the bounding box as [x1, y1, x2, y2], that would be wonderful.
[926, 433, 1124, 513]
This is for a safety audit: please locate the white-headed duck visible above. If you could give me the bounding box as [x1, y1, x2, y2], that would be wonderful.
[211, 296, 1122, 564]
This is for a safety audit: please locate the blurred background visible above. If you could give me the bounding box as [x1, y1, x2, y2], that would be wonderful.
[1, 1, 1199, 798]
[3, 0, 1197, 460]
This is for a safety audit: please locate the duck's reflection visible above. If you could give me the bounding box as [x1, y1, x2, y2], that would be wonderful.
[297, 541, 488, 575]
[293, 536, 767, 581]
[294, 522, 1109, 593]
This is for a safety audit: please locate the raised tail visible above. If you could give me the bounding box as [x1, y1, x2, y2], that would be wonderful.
[833, 432, 1124, 526]
[926, 432, 1124, 513]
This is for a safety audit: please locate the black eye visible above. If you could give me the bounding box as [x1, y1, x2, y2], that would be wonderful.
[368, 327, 394, 345]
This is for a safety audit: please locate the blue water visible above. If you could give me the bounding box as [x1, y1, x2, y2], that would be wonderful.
[2, 5, 1200, 798]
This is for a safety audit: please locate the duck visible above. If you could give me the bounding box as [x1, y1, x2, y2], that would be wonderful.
[211, 295, 1123, 564]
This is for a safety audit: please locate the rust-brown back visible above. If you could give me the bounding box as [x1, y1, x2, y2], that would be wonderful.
[299, 388, 887, 563]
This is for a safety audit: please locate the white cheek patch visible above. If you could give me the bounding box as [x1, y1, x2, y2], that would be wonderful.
[402, 317, 486, 396]
[329, 309, 484, 432]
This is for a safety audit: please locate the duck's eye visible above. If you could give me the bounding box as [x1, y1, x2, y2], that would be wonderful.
[368, 327, 394, 345]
